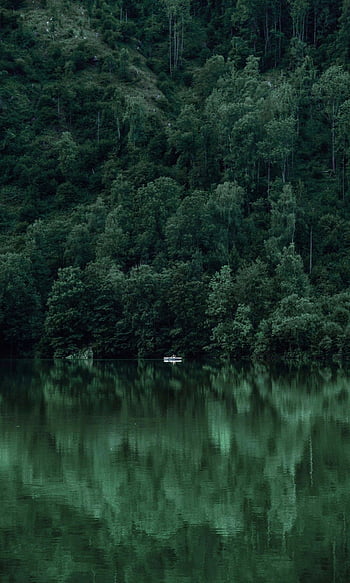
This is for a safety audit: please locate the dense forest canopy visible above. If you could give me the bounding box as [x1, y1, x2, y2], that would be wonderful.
[2, 0, 350, 360]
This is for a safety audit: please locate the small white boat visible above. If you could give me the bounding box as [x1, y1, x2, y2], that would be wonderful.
[163, 355, 182, 363]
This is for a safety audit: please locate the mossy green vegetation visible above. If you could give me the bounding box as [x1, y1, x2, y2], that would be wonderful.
[2, 0, 350, 361]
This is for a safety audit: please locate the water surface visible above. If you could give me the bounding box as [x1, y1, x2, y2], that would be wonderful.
[0, 359, 350, 582]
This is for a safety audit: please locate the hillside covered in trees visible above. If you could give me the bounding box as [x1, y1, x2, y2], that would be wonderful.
[2, 0, 350, 361]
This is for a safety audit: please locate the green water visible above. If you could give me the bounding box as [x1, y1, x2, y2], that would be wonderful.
[0, 359, 350, 582]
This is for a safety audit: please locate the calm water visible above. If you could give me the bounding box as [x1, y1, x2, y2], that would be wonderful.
[0, 359, 350, 582]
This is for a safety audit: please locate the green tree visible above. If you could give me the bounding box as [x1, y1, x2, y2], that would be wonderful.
[288, 0, 310, 41]
[275, 243, 310, 298]
[255, 294, 320, 359]
[337, 0, 350, 63]
[336, 98, 350, 199]
[0, 253, 42, 355]
[261, 115, 296, 183]
[207, 265, 235, 322]
[167, 105, 210, 187]
[166, 259, 210, 355]
[24, 218, 71, 296]
[122, 265, 170, 356]
[165, 191, 214, 265]
[211, 304, 254, 359]
[204, 57, 267, 187]
[265, 182, 297, 262]
[44, 267, 87, 357]
[207, 181, 245, 264]
[233, 258, 274, 324]
[312, 65, 350, 173]
[123, 95, 149, 148]
[96, 206, 129, 266]
[55, 131, 78, 178]
[161, 0, 190, 72]
[84, 259, 127, 356]
[133, 177, 182, 262]
[193, 55, 227, 100]
[64, 224, 94, 268]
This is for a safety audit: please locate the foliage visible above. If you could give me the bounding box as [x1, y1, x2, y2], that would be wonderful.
[0, 253, 42, 355]
[1, 0, 350, 361]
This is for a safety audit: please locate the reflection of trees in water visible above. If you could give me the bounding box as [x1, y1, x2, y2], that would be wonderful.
[0, 361, 350, 581]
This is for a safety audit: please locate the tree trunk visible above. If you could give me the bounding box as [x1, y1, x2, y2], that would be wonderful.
[332, 102, 336, 173]
[309, 435, 313, 485]
[309, 225, 313, 274]
[169, 14, 173, 74]
[97, 111, 101, 144]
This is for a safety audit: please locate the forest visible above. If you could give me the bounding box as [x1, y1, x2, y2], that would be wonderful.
[2, 0, 350, 361]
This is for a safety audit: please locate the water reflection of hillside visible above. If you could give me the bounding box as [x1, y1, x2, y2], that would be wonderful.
[0, 360, 350, 582]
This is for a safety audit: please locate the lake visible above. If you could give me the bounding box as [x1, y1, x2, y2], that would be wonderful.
[0, 359, 349, 582]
